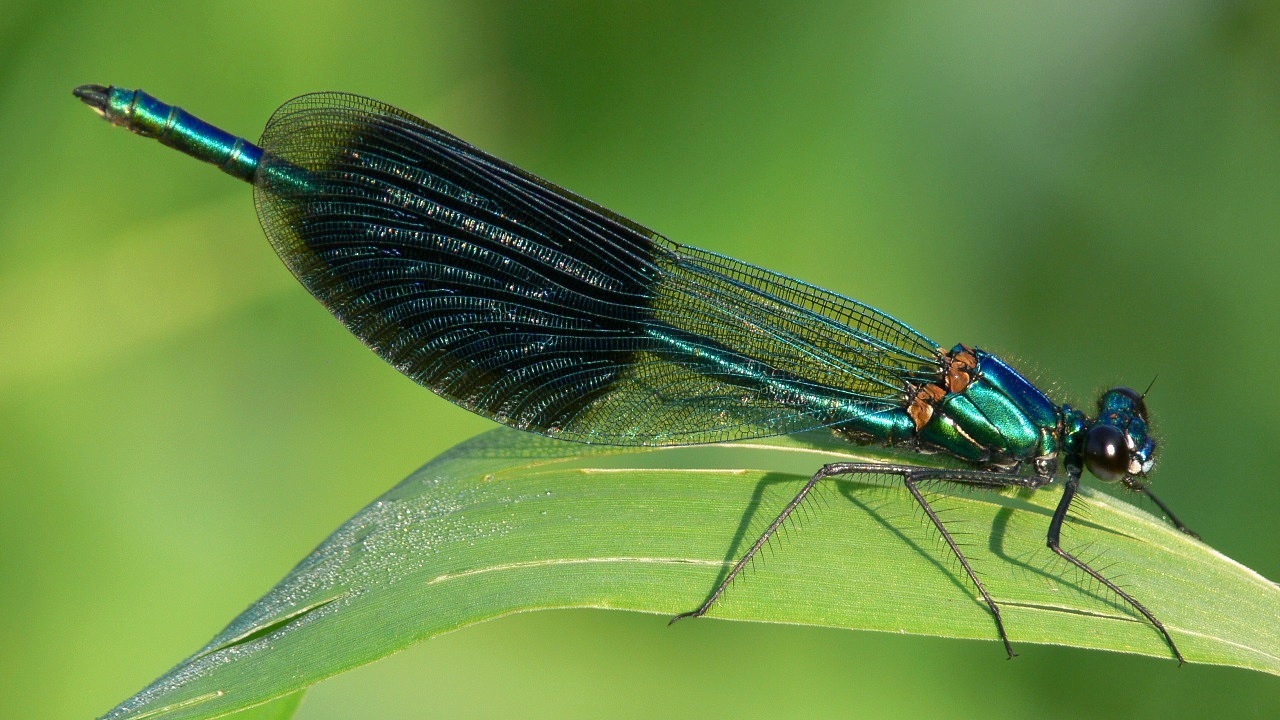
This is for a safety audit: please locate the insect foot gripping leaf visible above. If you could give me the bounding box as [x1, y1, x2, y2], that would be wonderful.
[98, 430, 1280, 720]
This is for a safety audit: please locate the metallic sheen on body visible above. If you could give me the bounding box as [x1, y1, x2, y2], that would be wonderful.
[74, 84, 1196, 663]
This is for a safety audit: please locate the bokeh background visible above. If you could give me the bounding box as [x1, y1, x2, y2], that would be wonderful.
[3, 1, 1279, 718]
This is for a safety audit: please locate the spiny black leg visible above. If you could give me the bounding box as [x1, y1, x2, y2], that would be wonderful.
[1135, 484, 1199, 539]
[671, 462, 1046, 659]
[668, 461, 853, 624]
[903, 476, 1016, 659]
[1049, 472, 1185, 664]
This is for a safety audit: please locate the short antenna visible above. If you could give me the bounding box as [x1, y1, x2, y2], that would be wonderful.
[1141, 374, 1159, 398]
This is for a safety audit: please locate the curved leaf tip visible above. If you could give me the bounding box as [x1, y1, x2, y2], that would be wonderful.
[100, 429, 1280, 719]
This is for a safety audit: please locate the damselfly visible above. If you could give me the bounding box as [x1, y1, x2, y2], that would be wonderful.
[73, 84, 1198, 661]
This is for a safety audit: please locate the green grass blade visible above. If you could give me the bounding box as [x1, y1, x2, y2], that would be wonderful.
[99, 429, 1280, 719]
[217, 692, 303, 720]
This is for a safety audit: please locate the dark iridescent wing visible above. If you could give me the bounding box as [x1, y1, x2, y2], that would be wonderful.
[253, 92, 940, 446]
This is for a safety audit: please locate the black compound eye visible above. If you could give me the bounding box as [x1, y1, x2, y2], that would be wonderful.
[1084, 424, 1130, 482]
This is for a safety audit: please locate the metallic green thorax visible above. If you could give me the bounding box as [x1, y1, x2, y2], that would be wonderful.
[921, 348, 1060, 467]
[837, 344, 1070, 475]
[833, 344, 1155, 484]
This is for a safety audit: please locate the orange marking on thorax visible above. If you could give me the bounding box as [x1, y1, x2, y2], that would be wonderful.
[909, 345, 980, 432]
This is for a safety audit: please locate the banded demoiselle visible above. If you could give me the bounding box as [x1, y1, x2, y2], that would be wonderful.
[73, 84, 1199, 662]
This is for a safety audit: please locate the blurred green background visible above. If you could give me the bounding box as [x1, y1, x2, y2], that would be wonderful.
[3, 1, 1279, 718]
